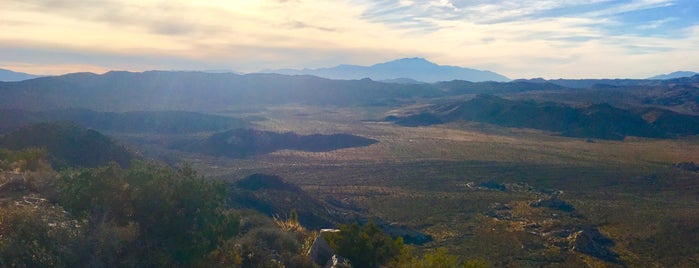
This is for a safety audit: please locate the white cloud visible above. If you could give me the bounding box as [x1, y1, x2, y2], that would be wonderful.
[432, 0, 460, 11]
[0, 0, 696, 78]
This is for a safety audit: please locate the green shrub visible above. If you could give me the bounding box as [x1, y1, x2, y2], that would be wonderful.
[324, 221, 403, 268]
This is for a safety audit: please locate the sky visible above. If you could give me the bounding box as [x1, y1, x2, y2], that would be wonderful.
[0, 0, 697, 79]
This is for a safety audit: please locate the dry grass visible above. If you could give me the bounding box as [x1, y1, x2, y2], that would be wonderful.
[168, 104, 699, 266]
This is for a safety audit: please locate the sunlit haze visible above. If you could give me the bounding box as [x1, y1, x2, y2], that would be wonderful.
[1, 0, 698, 78]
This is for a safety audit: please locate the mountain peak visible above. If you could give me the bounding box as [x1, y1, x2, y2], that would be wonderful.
[648, 71, 698, 80]
[374, 57, 437, 68]
[0, 68, 42, 82]
[264, 58, 509, 82]
[390, 57, 432, 63]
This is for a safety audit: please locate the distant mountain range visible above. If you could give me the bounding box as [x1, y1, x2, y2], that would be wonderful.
[263, 57, 510, 82]
[0, 71, 444, 111]
[1, 70, 697, 113]
[0, 68, 42, 82]
[648, 71, 698, 80]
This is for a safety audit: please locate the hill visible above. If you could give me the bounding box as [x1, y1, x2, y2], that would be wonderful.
[0, 68, 41, 82]
[0, 109, 250, 134]
[435, 79, 565, 94]
[171, 129, 378, 158]
[519, 75, 699, 89]
[228, 174, 433, 244]
[388, 95, 699, 140]
[264, 57, 510, 82]
[0, 122, 133, 168]
[228, 173, 337, 229]
[648, 71, 698, 80]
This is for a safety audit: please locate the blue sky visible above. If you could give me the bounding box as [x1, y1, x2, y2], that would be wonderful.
[0, 0, 697, 78]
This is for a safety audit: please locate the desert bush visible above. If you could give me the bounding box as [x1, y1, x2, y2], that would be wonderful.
[56, 161, 240, 266]
[324, 221, 403, 268]
[0, 203, 81, 267]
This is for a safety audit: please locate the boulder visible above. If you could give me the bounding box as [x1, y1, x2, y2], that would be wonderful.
[324, 254, 352, 268]
[308, 230, 338, 266]
[530, 197, 575, 212]
[0, 174, 36, 196]
[568, 226, 621, 264]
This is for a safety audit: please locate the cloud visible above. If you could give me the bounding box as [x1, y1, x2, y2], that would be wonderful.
[284, 20, 336, 32]
[0, 0, 697, 78]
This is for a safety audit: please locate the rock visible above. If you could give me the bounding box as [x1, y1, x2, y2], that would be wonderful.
[530, 197, 575, 212]
[0, 174, 36, 196]
[674, 161, 699, 172]
[568, 226, 622, 264]
[323, 254, 352, 268]
[478, 180, 507, 191]
[308, 230, 338, 266]
[491, 202, 512, 210]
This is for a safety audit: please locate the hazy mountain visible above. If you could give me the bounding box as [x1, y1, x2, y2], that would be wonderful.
[538, 78, 658, 89]
[0, 71, 443, 111]
[649, 71, 698, 80]
[263, 57, 510, 82]
[380, 78, 426, 84]
[516, 75, 699, 89]
[1, 70, 696, 114]
[0, 68, 42, 82]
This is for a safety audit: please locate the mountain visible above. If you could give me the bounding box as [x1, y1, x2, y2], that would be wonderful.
[380, 78, 426, 84]
[515, 75, 699, 89]
[649, 71, 698, 80]
[264, 57, 510, 82]
[387, 95, 699, 140]
[1, 70, 696, 114]
[0, 68, 42, 82]
[0, 71, 442, 111]
[541, 78, 658, 89]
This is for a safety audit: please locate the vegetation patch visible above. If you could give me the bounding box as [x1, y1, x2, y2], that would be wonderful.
[171, 129, 378, 158]
[0, 109, 249, 134]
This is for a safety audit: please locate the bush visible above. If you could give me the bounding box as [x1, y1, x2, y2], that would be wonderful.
[324, 221, 404, 268]
[0, 203, 81, 267]
[56, 161, 239, 266]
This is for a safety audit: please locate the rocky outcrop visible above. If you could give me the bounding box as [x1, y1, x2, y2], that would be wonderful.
[324, 254, 352, 268]
[0, 174, 36, 197]
[674, 161, 699, 172]
[568, 226, 622, 264]
[530, 197, 575, 212]
[308, 230, 339, 267]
